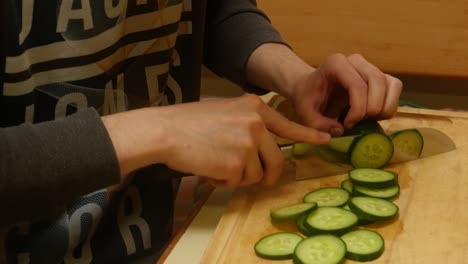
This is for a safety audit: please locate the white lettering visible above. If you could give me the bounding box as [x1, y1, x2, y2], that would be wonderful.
[144, 64, 169, 105]
[56, 0, 94, 32]
[167, 75, 182, 104]
[104, 0, 128, 19]
[19, 0, 34, 45]
[55, 93, 88, 119]
[117, 185, 151, 255]
[103, 74, 126, 115]
[64, 204, 103, 264]
[24, 104, 34, 124]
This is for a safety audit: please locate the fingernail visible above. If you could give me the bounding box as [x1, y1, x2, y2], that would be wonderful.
[346, 122, 356, 130]
[319, 132, 331, 141]
[329, 127, 343, 137]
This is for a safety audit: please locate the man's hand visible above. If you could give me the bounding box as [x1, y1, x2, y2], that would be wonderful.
[103, 94, 330, 188]
[290, 53, 403, 136]
[246, 44, 403, 137]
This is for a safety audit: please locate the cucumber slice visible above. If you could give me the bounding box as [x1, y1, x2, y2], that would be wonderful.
[293, 143, 313, 156]
[327, 135, 358, 153]
[342, 204, 351, 211]
[349, 168, 397, 188]
[341, 229, 385, 262]
[296, 214, 313, 237]
[348, 197, 399, 221]
[353, 184, 400, 200]
[304, 207, 358, 235]
[271, 202, 318, 221]
[254, 232, 303, 260]
[341, 179, 353, 194]
[293, 234, 346, 264]
[390, 129, 424, 163]
[303, 187, 350, 207]
[349, 133, 393, 168]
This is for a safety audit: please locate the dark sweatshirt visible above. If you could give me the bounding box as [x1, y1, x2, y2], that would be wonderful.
[0, 0, 287, 263]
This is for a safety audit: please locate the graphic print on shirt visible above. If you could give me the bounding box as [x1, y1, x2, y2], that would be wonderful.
[1, 0, 195, 263]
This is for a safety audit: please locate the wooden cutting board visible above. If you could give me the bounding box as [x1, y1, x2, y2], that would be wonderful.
[200, 109, 468, 264]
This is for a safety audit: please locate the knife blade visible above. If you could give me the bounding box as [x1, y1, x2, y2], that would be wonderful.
[281, 127, 456, 180]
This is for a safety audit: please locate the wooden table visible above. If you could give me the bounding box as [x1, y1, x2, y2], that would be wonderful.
[258, 0, 468, 78]
[200, 108, 468, 263]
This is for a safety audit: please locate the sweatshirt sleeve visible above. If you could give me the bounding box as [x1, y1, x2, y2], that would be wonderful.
[0, 108, 120, 227]
[204, 0, 291, 94]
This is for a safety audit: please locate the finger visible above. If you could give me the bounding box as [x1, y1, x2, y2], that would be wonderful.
[301, 111, 344, 137]
[202, 177, 230, 188]
[323, 54, 368, 129]
[348, 54, 387, 118]
[259, 103, 331, 144]
[379, 74, 403, 119]
[239, 149, 264, 186]
[258, 132, 284, 186]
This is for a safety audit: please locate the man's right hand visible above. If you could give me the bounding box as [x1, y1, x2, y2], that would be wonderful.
[103, 94, 330, 188]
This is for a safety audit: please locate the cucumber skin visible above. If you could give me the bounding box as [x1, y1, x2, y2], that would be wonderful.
[270, 203, 318, 221]
[254, 232, 303, 260]
[390, 129, 424, 157]
[296, 214, 313, 237]
[348, 169, 398, 189]
[293, 254, 345, 264]
[342, 230, 385, 262]
[303, 187, 350, 207]
[293, 235, 346, 264]
[304, 208, 358, 236]
[352, 184, 400, 200]
[348, 198, 399, 222]
[341, 179, 353, 194]
[348, 133, 394, 169]
[349, 178, 397, 189]
[346, 247, 384, 262]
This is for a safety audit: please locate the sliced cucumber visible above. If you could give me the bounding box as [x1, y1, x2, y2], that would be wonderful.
[296, 214, 313, 237]
[341, 179, 353, 194]
[304, 207, 358, 235]
[254, 232, 303, 260]
[353, 184, 400, 200]
[349, 133, 393, 168]
[293, 143, 313, 156]
[293, 234, 346, 264]
[271, 202, 317, 221]
[342, 204, 351, 211]
[341, 229, 385, 262]
[349, 168, 397, 188]
[327, 135, 358, 153]
[390, 129, 424, 163]
[303, 187, 350, 207]
[348, 197, 399, 221]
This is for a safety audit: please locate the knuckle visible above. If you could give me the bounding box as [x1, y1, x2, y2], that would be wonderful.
[244, 94, 265, 110]
[226, 158, 243, 175]
[327, 53, 346, 64]
[348, 53, 364, 62]
[247, 114, 265, 133]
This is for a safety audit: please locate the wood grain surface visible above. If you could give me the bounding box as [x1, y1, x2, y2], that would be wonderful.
[257, 0, 468, 78]
[201, 109, 468, 263]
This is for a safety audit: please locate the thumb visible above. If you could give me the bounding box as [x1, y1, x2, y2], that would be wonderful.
[260, 104, 331, 144]
[302, 111, 344, 137]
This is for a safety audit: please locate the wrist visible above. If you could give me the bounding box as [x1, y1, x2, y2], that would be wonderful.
[246, 43, 315, 99]
[102, 107, 171, 177]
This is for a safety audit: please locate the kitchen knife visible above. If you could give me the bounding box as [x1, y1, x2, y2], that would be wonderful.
[279, 127, 456, 180]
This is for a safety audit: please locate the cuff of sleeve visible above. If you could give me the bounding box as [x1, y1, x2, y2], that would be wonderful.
[0, 108, 120, 226]
[205, 11, 291, 95]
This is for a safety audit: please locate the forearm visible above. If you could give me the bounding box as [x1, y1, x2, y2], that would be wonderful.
[0, 109, 120, 226]
[246, 43, 315, 99]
